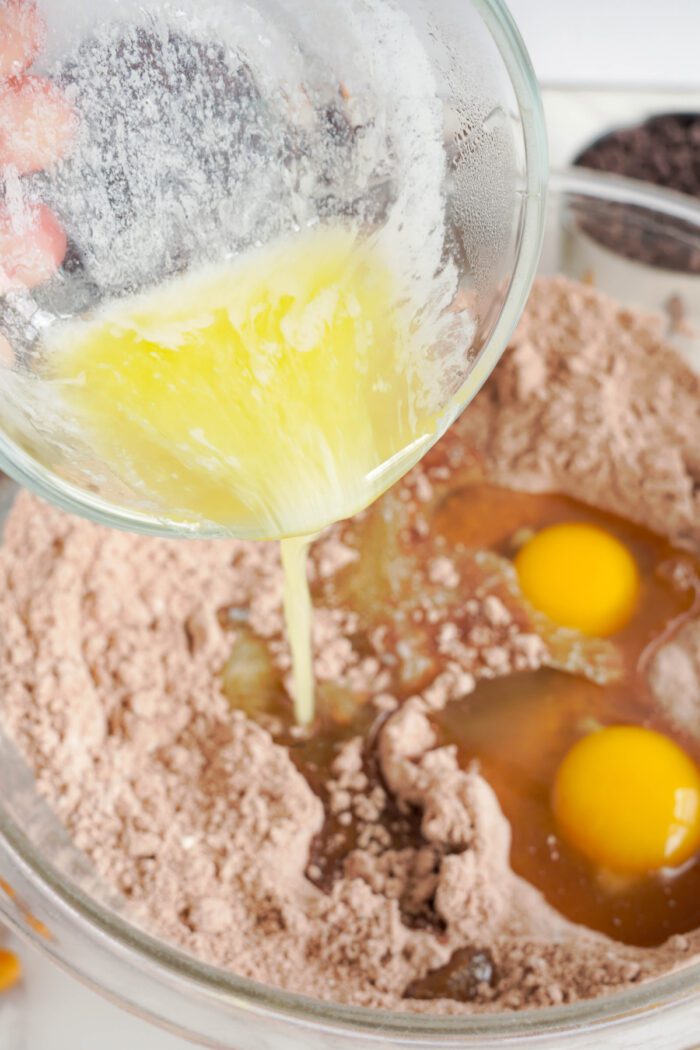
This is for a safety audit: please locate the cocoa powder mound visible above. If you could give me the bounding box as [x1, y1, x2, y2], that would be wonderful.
[0, 276, 699, 1014]
[446, 276, 700, 550]
[648, 620, 700, 741]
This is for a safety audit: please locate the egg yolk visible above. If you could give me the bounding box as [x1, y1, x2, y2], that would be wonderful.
[514, 522, 639, 636]
[553, 726, 700, 874]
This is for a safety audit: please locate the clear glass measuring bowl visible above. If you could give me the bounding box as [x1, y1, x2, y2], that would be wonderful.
[0, 169, 699, 1050]
[0, 0, 547, 539]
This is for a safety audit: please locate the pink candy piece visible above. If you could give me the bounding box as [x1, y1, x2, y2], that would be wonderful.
[0, 1, 45, 80]
[0, 7, 70, 298]
[0, 76, 77, 174]
[0, 202, 67, 292]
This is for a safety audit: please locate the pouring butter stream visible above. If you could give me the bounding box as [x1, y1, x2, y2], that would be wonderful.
[0, 1, 483, 723]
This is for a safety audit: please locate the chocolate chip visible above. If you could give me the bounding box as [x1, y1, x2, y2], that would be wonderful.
[405, 947, 498, 1002]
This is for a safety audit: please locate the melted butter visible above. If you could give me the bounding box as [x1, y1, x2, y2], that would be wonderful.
[47, 223, 444, 722]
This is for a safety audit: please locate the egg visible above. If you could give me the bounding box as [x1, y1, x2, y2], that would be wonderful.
[552, 725, 700, 874]
[514, 522, 639, 636]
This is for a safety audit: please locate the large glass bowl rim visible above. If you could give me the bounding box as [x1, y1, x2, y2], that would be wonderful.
[10, 8, 700, 1047]
[3, 168, 700, 1042]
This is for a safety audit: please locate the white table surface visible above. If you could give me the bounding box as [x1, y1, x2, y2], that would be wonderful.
[2, 53, 700, 1050]
[0, 930, 192, 1050]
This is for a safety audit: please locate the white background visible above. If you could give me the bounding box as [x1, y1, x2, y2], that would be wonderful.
[509, 0, 700, 87]
[2, 2, 700, 1048]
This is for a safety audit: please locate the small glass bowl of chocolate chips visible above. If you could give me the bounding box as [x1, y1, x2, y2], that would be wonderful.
[562, 113, 700, 336]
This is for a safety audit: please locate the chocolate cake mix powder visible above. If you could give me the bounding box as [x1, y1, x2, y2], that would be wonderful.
[0, 277, 699, 1012]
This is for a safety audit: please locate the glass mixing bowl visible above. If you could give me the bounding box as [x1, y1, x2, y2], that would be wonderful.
[0, 0, 547, 540]
[0, 169, 699, 1048]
